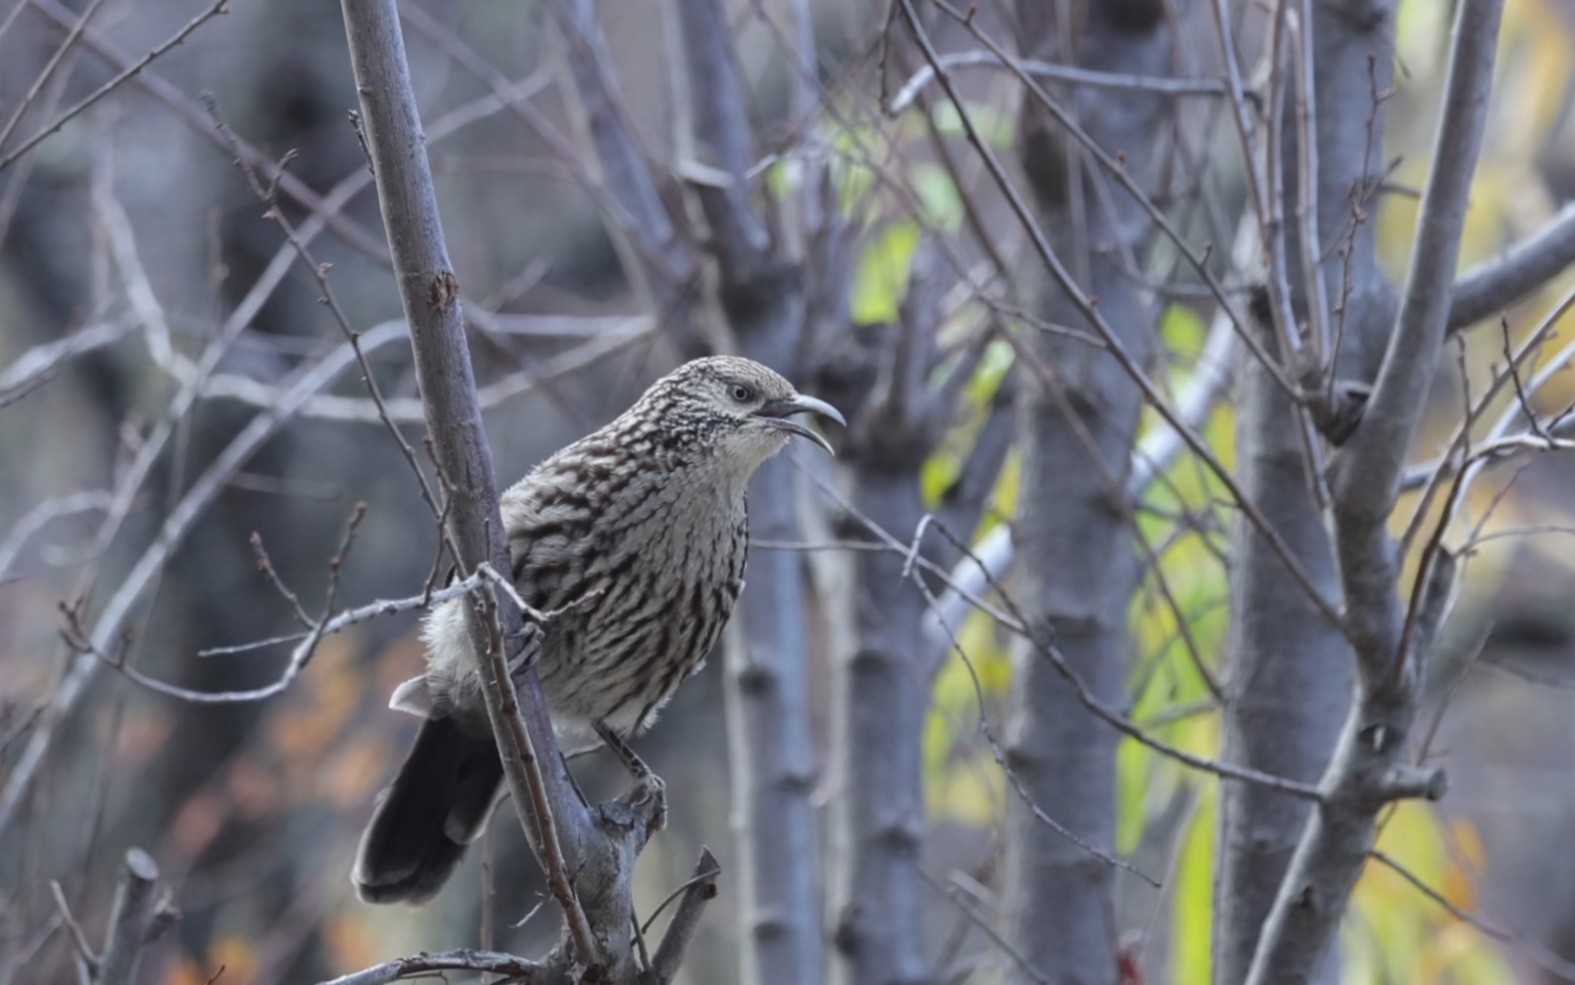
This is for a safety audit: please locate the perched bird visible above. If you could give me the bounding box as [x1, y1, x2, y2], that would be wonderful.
[353, 356, 844, 905]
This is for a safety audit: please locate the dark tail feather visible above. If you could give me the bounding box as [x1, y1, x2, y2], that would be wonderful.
[353, 716, 503, 905]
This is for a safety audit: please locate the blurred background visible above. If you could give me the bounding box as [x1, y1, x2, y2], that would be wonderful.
[1, 0, 1574, 983]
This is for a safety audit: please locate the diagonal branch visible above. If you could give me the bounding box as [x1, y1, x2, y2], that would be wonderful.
[337, 0, 602, 966]
[1332, 0, 1501, 532]
[1448, 201, 1575, 332]
[315, 949, 565, 985]
[24, 0, 390, 261]
[0, 0, 228, 174]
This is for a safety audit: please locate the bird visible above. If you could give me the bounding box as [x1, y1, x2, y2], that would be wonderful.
[353, 355, 844, 905]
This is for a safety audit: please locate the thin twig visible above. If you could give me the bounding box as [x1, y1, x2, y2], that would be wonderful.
[92, 574, 485, 704]
[913, 867, 1053, 985]
[0, 313, 401, 837]
[886, 49, 1228, 113]
[795, 462, 1321, 800]
[0, 319, 135, 407]
[47, 881, 99, 977]
[645, 848, 723, 984]
[0, 0, 230, 173]
[898, 0, 1346, 636]
[203, 104, 442, 519]
[0, 0, 108, 152]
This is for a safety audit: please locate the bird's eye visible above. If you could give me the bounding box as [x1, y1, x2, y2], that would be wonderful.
[729, 382, 756, 404]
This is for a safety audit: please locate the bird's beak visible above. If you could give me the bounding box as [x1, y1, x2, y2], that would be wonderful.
[754, 394, 846, 455]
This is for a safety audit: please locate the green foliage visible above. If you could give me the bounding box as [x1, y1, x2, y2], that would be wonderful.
[912, 162, 965, 232]
[851, 221, 921, 325]
[916, 101, 1015, 151]
[925, 611, 1010, 825]
[1342, 808, 1517, 985]
[1173, 786, 1217, 985]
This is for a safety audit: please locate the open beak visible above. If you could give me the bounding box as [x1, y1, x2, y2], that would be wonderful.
[754, 394, 846, 456]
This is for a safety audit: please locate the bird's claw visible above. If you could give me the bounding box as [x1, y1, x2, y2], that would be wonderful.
[636, 772, 668, 833]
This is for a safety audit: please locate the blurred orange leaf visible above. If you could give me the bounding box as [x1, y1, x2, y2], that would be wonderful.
[324, 913, 380, 974]
[318, 733, 392, 810]
[207, 936, 259, 985]
[171, 789, 228, 859]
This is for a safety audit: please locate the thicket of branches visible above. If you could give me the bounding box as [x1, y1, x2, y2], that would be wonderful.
[3, 0, 1575, 983]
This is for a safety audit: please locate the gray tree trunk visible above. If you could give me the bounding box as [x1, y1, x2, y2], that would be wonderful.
[1215, 3, 1397, 982]
[1003, 3, 1170, 982]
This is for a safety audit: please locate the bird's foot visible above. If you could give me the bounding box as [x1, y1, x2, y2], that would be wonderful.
[595, 721, 667, 831]
[636, 771, 668, 833]
[504, 626, 542, 673]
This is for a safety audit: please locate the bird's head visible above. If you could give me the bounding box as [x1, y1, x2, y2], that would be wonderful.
[637, 356, 846, 477]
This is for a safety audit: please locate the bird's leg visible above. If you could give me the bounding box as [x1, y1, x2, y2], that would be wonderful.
[559, 749, 591, 810]
[595, 721, 667, 832]
[594, 721, 652, 779]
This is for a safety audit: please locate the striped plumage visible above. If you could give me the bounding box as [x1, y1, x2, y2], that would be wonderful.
[353, 356, 843, 905]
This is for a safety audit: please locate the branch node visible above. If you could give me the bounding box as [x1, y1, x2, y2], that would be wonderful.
[1378, 763, 1448, 802]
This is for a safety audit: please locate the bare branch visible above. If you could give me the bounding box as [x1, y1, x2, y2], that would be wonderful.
[1332, 0, 1501, 534]
[666, 1, 824, 981]
[314, 949, 565, 985]
[1449, 201, 1575, 332]
[0, 318, 134, 407]
[1248, 4, 1506, 980]
[0, 0, 108, 153]
[0, 491, 113, 578]
[0, 323, 398, 837]
[98, 575, 485, 705]
[0, 0, 230, 174]
[903, 0, 1346, 636]
[799, 469, 1323, 800]
[541, 0, 693, 293]
[647, 848, 724, 985]
[198, 113, 441, 517]
[888, 50, 1229, 114]
[913, 867, 1053, 985]
[401, 3, 689, 303]
[922, 219, 1247, 678]
[98, 849, 175, 985]
[1291, 2, 1332, 359]
[673, 0, 772, 282]
[337, 0, 605, 970]
[47, 881, 98, 979]
[25, 0, 389, 261]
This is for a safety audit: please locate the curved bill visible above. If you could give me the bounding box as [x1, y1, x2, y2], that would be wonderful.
[754, 394, 846, 455]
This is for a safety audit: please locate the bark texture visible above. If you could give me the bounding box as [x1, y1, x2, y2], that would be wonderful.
[1003, 3, 1169, 982]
